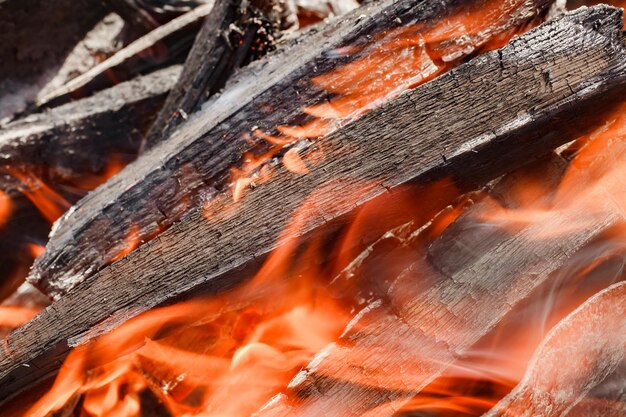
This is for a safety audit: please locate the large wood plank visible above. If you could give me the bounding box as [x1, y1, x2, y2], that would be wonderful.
[28, 0, 559, 298]
[1, 6, 625, 403]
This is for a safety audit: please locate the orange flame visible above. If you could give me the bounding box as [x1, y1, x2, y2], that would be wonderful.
[229, 0, 545, 201]
[27, 243, 45, 259]
[4, 168, 70, 224]
[0, 306, 40, 329]
[112, 225, 142, 262]
[0, 189, 12, 230]
[282, 148, 309, 174]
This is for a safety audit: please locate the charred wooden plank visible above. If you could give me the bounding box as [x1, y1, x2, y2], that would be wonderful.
[1, 6, 625, 402]
[0, 66, 181, 194]
[35, 3, 213, 108]
[29, 0, 558, 298]
[484, 281, 626, 417]
[143, 0, 281, 149]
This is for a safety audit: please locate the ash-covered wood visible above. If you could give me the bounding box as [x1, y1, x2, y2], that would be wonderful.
[484, 281, 626, 417]
[29, 0, 559, 299]
[35, 3, 213, 108]
[1, 7, 625, 402]
[0, 66, 181, 194]
[143, 0, 282, 149]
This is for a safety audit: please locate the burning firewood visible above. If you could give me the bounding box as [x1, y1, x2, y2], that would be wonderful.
[1, 6, 624, 403]
[28, 0, 580, 299]
[483, 281, 626, 417]
[35, 3, 215, 108]
[0, 66, 181, 194]
[143, 0, 285, 149]
[256, 126, 626, 416]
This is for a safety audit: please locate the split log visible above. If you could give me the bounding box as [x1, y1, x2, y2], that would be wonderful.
[483, 281, 626, 417]
[143, 0, 282, 149]
[0, 66, 181, 194]
[29, 0, 561, 298]
[35, 3, 214, 108]
[1, 6, 625, 402]
[0, 0, 107, 120]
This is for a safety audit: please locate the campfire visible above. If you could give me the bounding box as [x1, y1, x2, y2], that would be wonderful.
[0, 0, 625, 416]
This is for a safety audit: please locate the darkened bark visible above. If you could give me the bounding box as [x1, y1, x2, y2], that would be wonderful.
[29, 0, 557, 299]
[143, 0, 283, 149]
[1, 6, 625, 403]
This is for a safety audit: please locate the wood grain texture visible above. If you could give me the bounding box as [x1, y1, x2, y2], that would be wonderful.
[2, 6, 625, 403]
[0, 66, 181, 194]
[28, 0, 557, 298]
[484, 281, 626, 417]
[255, 153, 624, 417]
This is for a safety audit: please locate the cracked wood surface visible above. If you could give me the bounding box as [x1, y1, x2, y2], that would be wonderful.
[253, 148, 625, 417]
[1, 6, 625, 403]
[28, 0, 555, 299]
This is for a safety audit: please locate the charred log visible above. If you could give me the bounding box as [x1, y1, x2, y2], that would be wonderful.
[1, 6, 625, 402]
[258, 149, 624, 416]
[143, 0, 282, 149]
[35, 3, 214, 108]
[29, 0, 560, 299]
[0, 66, 181, 195]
